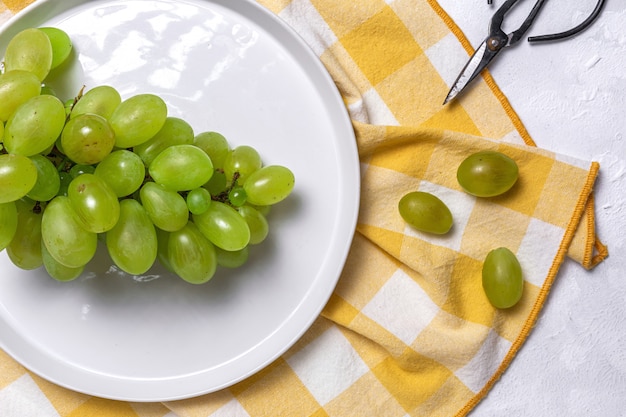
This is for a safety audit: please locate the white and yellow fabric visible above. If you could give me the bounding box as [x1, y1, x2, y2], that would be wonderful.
[0, 0, 607, 416]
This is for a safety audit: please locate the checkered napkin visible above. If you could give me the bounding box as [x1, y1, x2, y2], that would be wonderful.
[0, 0, 608, 416]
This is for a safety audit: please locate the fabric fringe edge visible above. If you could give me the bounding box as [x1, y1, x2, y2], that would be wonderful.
[454, 161, 602, 417]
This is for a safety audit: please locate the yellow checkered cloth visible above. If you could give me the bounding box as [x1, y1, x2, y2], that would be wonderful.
[0, 0, 608, 416]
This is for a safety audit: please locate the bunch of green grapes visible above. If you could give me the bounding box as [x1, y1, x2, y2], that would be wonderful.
[0, 27, 295, 284]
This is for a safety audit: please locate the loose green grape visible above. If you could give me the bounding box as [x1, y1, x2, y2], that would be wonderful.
[186, 187, 212, 215]
[194, 131, 230, 169]
[204, 169, 227, 195]
[27, 154, 60, 202]
[61, 113, 116, 165]
[70, 85, 121, 120]
[229, 185, 247, 207]
[41, 196, 97, 268]
[0, 70, 42, 121]
[168, 221, 217, 284]
[398, 191, 453, 235]
[3, 28, 53, 81]
[0, 154, 38, 203]
[215, 246, 249, 268]
[224, 145, 262, 183]
[39, 27, 72, 69]
[482, 247, 524, 309]
[110, 93, 168, 148]
[139, 182, 188, 232]
[0, 201, 18, 251]
[149, 144, 213, 191]
[238, 205, 269, 245]
[6, 199, 43, 270]
[106, 199, 157, 275]
[4, 94, 66, 156]
[457, 151, 519, 197]
[134, 117, 194, 167]
[243, 165, 295, 206]
[67, 173, 120, 233]
[41, 239, 84, 282]
[69, 164, 95, 178]
[94, 150, 145, 197]
[193, 201, 250, 251]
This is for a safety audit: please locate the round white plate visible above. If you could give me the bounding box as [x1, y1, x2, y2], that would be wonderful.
[0, 0, 359, 402]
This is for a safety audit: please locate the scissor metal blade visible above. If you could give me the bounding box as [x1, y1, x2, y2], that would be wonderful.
[443, 40, 499, 105]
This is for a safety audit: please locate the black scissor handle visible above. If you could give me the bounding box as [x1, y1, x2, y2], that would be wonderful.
[489, 0, 549, 47]
[528, 0, 607, 42]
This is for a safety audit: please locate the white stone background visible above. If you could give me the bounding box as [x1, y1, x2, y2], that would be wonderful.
[437, 0, 626, 415]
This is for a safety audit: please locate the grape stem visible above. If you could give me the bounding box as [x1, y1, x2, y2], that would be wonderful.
[65, 85, 86, 123]
[212, 170, 240, 205]
[48, 146, 72, 173]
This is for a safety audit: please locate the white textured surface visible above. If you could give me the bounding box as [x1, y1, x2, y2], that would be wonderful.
[438, 0, 626, 415]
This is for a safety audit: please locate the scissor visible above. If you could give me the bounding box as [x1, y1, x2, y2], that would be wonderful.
[443, 0, 607, 105]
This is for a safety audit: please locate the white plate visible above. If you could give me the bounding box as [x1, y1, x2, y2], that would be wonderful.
[0, 0, 359, 402]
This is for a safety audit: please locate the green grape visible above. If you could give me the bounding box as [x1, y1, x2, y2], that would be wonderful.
[4, 94, 66, 156]
[155, 227, 174, 273]
[41, 239, 84, 281]
[482, 247, 524, 309]
[228, 186, 247, 207]
[55, 135, 65, 154]
[39, 27, 72, 69]
[223, 145, 262, 183]
[249, 203, 271, 216]
[204, 169, 227, 195]
[0, 153, 38, 203]
[168, 221, 217, 284]
[110, 93, 168, 148]
[134, 117, 194, 166]
[27, 154, 60, 202]
[238, 205, 269, 245]
[0, 201, 18, 251]
[106, 199, 157, 275]
[6, 199, 43, 270]
[0, 70, 42, 121]
[398, 191, 453, 235]
[69, 164, 95, 178]
[61, 113, 116, 165]
[57, 171, 72, 197]
[70, 85, 121, 120]
[40, 84, 56, 96]
[94, 150, 145, 197]
[194, 131, 230, 169]
[63, 98, 74, 117]
[243, 165, 295, 206]
[186, 187, 212, 215]
[3, 28, 53, 81]
[67, 173, 120, 233]
[457, 151, 519, 197]
[193, 201, 250, 251]
[139, 182, 188, 232]
[149, 144, 213, 191]
[41, 196, 97, 268]
[215, 246, 249, 268]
